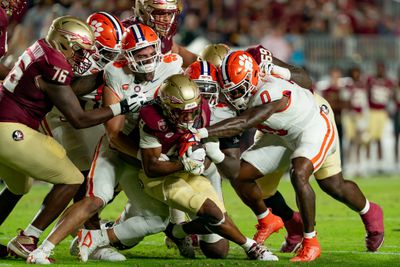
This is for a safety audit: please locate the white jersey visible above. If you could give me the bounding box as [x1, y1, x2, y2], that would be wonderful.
[245, 76, 336, 171]
[210, 103, 237, 125]
[104, 54, 183, 134]
[249, 76, 321, 144]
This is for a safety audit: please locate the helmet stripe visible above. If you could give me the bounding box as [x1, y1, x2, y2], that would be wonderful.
[221, 52, 232, 84]
[132, 24, 145, 43]
[200, 61, 210, 76]
[98, 12, 124, 43]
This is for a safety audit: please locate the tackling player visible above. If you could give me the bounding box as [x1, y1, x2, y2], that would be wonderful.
[26, 22, 181, 264]
[187, 50, 338, 262]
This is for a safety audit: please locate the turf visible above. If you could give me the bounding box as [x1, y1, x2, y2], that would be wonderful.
[0, 176, 399, 266]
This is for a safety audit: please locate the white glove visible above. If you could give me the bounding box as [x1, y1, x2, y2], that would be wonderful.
[188, 127, 209, 141]
[180, 146, 206, 175]
[109, 93, 147, 116]
[204, 141, 225, 164]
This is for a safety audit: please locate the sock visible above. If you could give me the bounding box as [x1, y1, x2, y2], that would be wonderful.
[39, 240, 55, 254]
[256, 209, 270, 220]
[304, 231, 316, 239]
[241, 238, 256, 251]
[0, 188, 23, 225]
[263, 191, 294, 221]
[172, 224, 186, 239]
[24, 224, 43, 239]
[359, 199, 370, 215]
[169, 208, 186, 224]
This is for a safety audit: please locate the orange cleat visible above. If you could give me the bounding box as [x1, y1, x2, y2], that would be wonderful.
[290, 236, 321, 262]
[253, 209, 284, 244]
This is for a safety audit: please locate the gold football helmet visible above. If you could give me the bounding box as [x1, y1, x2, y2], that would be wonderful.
[134, 0, 182, 37]
[198, 43, 230, 68]
[46, 16, 95, 75]
[159, 74, 201, 129]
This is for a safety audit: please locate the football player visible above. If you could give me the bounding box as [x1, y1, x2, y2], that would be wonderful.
[366, 62, 394, 173]
[121, 0, 196, 67]
[131, 74, 278, 261]
[26, 23, 182, 264]
[0, 15, 143, 264]
[187, 50, 338, 262]
[26, 11, 127, 262]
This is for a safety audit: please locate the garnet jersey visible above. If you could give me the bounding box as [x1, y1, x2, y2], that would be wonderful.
[246, 44, 273, 78]
[249, 76, 321, 143]
[367, 76, 394, 110]
[104, 53, 183, 134]
[122, 17, 175, 54]
[0, 39, 73, 129]
[345, 78, 368, 113]
[0, 7, 8, 58]
[139, 99, 211, 155]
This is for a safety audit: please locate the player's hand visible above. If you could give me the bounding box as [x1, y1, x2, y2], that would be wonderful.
[204, 141, 225, 164]
[120, 93, 147, 114]
[109, 93, 146, 116]
[180, 146, 206, 175]
[188, 127, 209, 141]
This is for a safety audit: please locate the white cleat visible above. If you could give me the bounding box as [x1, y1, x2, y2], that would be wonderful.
[26, 248, 53, 264]
[77, 229, 108, 262]
[246, 243, 279, 261]
[90, 246, 126, 261]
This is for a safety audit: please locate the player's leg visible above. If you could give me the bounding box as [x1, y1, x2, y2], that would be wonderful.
[0, 163, 33, 258]
[27, 136, 122, 263]
[141, 171, 278, 261]
[0, 123, 84, 259]
[233, 134, 288, 244]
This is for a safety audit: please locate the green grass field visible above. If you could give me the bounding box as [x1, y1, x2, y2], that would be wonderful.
[0, 176, 399, 266]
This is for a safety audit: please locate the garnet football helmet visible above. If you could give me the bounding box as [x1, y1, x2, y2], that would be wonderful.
[198, 43, 230, 68]
[218, 51, 259, 111]
[121, 23, 161, 73]
[185, 60, 219, 107]
[46, 16, 95, 75]
[134, 0, 182, 37]
[87, 12, 124, 69]
[159, 74, 202, 130]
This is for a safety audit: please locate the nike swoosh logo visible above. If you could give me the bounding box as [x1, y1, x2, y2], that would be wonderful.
[151, 78, 160, 83]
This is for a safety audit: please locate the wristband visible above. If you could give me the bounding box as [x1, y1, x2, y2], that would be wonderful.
[272, 65, 291, 80]
[109, 103, 122, 116]
[211, 149, 225, 164]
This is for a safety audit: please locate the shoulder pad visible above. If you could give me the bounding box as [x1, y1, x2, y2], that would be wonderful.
[139, 102, 169, 133]
[39, 40, 71, 72]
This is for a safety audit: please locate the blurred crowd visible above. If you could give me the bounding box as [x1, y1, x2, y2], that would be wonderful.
[3, 0, 400, 177]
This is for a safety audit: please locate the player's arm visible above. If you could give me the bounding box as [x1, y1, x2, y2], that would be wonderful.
[217, 147, 241, 181]
[141, 144, 183, 178]
[103, 85, 140, 158]
[39, 78, 121, 129]
[272, 57, 312, 90]
[204, 98, 288, 138]
[70, 70, 104, 96]
[172, 41, 197, 68]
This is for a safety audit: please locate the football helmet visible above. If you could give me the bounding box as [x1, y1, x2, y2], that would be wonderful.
[159, 74, 202, 130]
[87, 12, 124, 69]
[134, 0, 182, 37]
[1, 0, 25, 16]
[198, 43, 230, 68]
[185, 60, 219, 107]
[46, 16, 95, 75]
[218, 51, 260, 111]
[121, 23, 161, 73]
